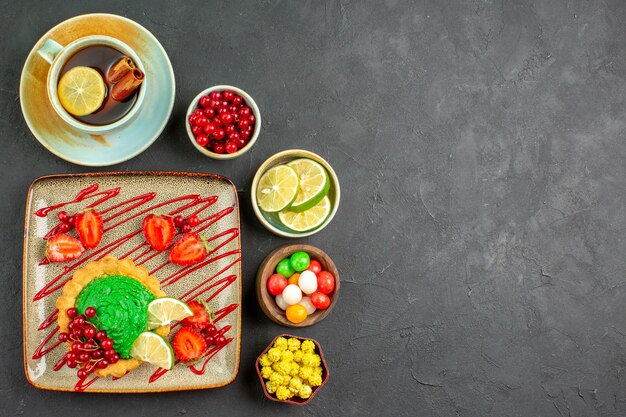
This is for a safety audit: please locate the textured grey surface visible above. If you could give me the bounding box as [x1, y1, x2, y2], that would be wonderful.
[2, 1, 626, 416]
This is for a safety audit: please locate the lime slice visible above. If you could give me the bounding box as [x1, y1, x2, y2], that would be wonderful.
[57, 66, 106, 116]
[146, 297, 193, 330]
[278, 196, 332, 232]
[129, 332, 175, 370]
[286, 159, 330, 212]
[256, 165, 299, 212]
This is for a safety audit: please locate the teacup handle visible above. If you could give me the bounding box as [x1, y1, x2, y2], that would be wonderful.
[37, 39, 64, 64]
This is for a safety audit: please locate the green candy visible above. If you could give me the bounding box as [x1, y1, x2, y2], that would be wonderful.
[276, 258, 295, 278]
[290, 251, 310, 272]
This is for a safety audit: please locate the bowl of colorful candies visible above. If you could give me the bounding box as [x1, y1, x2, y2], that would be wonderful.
[256, 334, 329, 405]
[186, 85, 261, 159]
[256, 244, 339, 328]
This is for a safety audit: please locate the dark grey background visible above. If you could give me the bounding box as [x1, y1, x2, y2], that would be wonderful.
[2, 1, 626, 416]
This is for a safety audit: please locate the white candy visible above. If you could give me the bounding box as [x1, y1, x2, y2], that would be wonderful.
[299, 296, 317, 315]
[282, 284, 303, 305]
[298, 270, 318, 295]
[275, 294, 289, 311]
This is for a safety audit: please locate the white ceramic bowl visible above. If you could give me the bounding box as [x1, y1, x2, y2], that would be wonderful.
[186, 85, 261, 160]
[251, 149, 341, 238]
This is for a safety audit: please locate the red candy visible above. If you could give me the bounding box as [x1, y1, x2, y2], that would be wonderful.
[189, 90, 256, 154]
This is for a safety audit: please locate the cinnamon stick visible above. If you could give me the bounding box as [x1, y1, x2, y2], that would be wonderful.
[107, 56, 136, 83]
[111, 68, 144, 101]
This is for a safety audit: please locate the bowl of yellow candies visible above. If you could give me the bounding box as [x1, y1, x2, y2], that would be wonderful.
[256, 334, 329, 405]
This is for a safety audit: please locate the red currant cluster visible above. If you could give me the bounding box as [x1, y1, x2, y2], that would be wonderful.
[203, 323, 227, 347]
[188, 89, 256, 155]
[173, 214, 200, 233]
[57, 210, 76, 233]
[58, 306, 120, 379]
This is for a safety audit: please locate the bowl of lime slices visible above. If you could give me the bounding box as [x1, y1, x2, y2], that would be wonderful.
[251, 149, 340, 238]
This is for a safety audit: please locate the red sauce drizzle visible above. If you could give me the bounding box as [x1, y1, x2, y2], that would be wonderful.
[35, 184, 119, 217]
[32, 326, 61, 359]
[74, 375, 99, 392]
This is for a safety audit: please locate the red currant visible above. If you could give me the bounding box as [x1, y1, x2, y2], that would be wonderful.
[58, 332, 69, 342]
[104, 349, 116, 359]
[187, 215, 200, 227]
[85, 307, 96, 318]
[196, 134, 209, 147]
[67, 308, 78, 319]
[96, 359, 110, 369]
[238, 118, 250, 130]
[248, 114, 256, 124]
[77, 369, 88, 379]
[215, 335, 226, 346]
[65, 352, 76, 361]
[204, 335, 215, 346]
[58, 223, 71, 233]
[239, 106, 251, 117]
[225, 141, 238, 154]
[101, 338, 113, 350]
[213, 129, 226, 140]
[72, 328, 83, 338]
[57, 211, 69, 223]
[225, 124, 236, 135]
[209, 99, 221, 108]
[173, 215, 185, 228]
[67, 215, 76, 226]
[205, 324, 217, 336]
[95, 330, 107, 340]
[232, 95, 243, 105]
[196, 116, 209, 127]
[188, 114, 198, 125]
[66, 361, 77, 369]
[83, 326, 96, 339]
[110, 353, 120, 364]
[204, 108, 215, 118]
[228, 132, 240, 143]
[218, 107, 229, 116]
[78, 352, 91, 362]
[191, 125, 203, 136]
[240, 129, 251, 139]
[213, 142, 225, 154]
[229, 105, 239, 115]
[204, 123, 217, 135]
[74, 316, 85, 326]
[234, 137, 247, 149]
[199, 96, 212, 108]
[193, 108, 204, 117]
[220, 113, 234, 124]
[181, 224, 192, 233]
[222, 90, 235, 101]
[91, 350, 103, 359]
[209, 91, 222, 100]
[71, 342, 83, 353]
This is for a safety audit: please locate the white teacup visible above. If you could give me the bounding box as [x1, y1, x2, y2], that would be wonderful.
[37, 35, 146, 133]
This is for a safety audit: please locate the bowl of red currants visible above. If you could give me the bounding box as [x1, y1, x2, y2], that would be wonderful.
[186, 85, 261, 159]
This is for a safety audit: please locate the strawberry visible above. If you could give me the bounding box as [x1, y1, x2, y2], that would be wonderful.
[181, 300, 212, 330]
[168, 233, 208, 266]
[172, 327, 207, 363]
[46, 233, 85, 262]
[75, 209, 103, 249]
[142, 214, 176, 252]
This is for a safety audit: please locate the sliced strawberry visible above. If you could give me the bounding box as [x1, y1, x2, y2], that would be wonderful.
[168, 233, 208, 266]
[75, 209, 103, 249]
[142, 214, 176, 252]
[172, 327, 207, 363]
[46, 233, 85, 262]
[181, 300, 211, 330]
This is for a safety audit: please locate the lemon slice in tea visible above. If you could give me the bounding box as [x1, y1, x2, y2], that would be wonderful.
[146, 297, 193, 330]
[129, 332, 175, 370]
[256, 165, 299, 212]
[286, 158, 330, 212]
[279, 195, 332, 232]
[57, 66, 106, 116]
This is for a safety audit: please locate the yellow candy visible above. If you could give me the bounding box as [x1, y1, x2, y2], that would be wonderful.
[261, 366, 273, 379]
[313, 366, 323, 377]
[308, 374, 323, 387]
[293, 350, 304, 363]
[287, 338, 301, 351]
[299, 384, 313, 399]
[269, 372, 284, 385]
[267, 347, 281, 363]
[276, 386, 292, 400]
[259, 354, 272, 367]
[274, 337, 288, 351]
[289, 377, 303, 392]
[281, 374, 291, 386]
[301, 353, 317, 367]
[289, 362, 300, 377]
[266, 380, 278, 394]
[299, 366, 313, 380]
[301, 340, 315, 353]
[281, 350, 294, 362]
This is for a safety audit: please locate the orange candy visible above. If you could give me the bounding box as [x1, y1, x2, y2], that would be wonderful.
[287, 273, 300, 286]
[286, 304, 308, 324]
